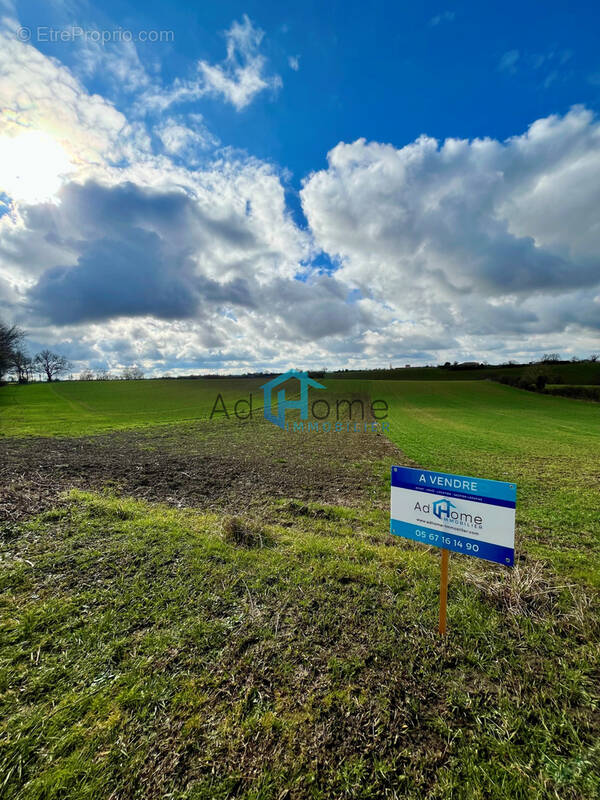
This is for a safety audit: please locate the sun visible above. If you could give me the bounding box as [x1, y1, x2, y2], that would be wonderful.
[0, 130, 73, 204]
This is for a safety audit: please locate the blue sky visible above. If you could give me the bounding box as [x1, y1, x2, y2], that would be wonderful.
[20, 0, 600, 183]
[1, 0, 599, 373]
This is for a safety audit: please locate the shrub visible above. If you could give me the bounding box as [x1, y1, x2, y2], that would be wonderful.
[546, 385, 600, 402]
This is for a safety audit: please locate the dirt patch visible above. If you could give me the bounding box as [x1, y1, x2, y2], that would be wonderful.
[0, 414, 411, 522]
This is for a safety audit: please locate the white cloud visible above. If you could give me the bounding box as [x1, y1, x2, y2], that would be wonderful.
[501, 48, 573, 89]
[301, 106, 600, 360]
[430, 11, 455, 26]
[1, 168, 364, 372]
[198, 14, 282, 109]
[155, 116, 219, 158]
[139, 15, 281, 113]
[498, 49, 519, 73]
[0, 28, 152, 199]
[0, 0, 16, 16]
[288, 55, 300, 71]
[1, 20, 599, 372]
[0, 25, 307, 365]
[75, 37, 152, 94]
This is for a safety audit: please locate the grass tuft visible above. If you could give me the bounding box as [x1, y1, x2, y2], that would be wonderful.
[221, 516, 271, 548]
[464, 560, 574, 618]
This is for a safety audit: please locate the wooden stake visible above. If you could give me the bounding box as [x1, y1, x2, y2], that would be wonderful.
[439, 549, 449, 636]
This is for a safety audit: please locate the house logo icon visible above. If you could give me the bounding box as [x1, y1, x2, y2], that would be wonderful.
[433, 498, 456, 520]
[261, 370, 325, 429]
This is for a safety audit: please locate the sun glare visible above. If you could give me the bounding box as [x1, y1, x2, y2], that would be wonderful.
[0, 130, 73, 204]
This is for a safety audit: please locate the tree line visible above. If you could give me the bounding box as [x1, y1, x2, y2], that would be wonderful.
[0, 321, 144, 383]
[0, 322, 70, 382]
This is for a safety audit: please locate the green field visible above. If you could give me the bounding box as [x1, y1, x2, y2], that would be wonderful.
[0, 378, 266, 437]
[3, 378, 600, 584]
[1, 379, 599, 799]
[333, 378, 599, 585]
[376, 380, 600, 584]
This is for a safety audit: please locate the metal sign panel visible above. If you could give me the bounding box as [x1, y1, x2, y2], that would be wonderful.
[390, 466, 516, 566]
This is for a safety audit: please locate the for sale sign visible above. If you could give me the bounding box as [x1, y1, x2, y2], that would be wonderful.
[390, 466, 516, 566]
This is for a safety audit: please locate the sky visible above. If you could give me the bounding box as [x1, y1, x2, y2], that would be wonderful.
[0, 0, 599, 375]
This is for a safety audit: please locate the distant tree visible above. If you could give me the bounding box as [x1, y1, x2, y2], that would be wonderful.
[95, 368, 111, 380]
[35, 349, 71, 382]
[79, 369, 94, 381]
[10, 349, 33, 383]
[542, 353, 560, 363]
[590, 354, 599, 363]
[0, 321, 25, 381]
[122, 366, 144, 380]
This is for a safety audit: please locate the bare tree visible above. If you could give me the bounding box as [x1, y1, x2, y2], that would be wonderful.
[34, 349, 71, 382]
[95, 368, 110, 380]
[590, 354, 599, 363]
[79, 369, 94, 381]
[542, 353, 560, 363]
[0, 321, 25, 381]
[122, 366, 145, 380]
[10, 349, 33, 383]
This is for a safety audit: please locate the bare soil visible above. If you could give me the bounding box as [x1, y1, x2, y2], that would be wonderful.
[0, 416, 410, 523]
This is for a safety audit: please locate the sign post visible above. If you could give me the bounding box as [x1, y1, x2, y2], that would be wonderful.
[390, 466, 516, 635]
[439, 549, 449, 636]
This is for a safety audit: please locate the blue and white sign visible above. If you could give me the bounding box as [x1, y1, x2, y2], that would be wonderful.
[390, 466, 516, 566]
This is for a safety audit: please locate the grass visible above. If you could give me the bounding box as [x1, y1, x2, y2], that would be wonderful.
[4, 377, 599, 586]
[0, 378, 265, 437]
[317, 378, 600, 587]
[1, 378, 600, 797]
[376, 381, 600, 586]
[1, 491, 599, 799]
[4, 376, 599, 581]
